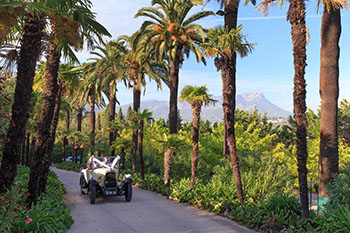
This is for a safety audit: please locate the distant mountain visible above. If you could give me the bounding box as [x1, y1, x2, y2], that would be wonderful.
[116, 92, 292, 122]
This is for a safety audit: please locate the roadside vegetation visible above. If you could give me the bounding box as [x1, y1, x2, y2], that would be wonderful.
[0, 166, 73, 232]
[0, 0, 349, 232]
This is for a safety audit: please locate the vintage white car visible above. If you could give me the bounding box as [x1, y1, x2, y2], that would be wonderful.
[80, 156, 132, 204]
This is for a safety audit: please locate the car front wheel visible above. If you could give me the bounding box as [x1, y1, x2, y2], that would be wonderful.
[90, 184, 96, 204]
[124, 183, 132, 202]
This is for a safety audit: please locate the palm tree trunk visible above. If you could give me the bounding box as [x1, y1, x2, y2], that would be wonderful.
[318, 5, 340, 212]
[109, 81, 116, 157]
[120, 147, 126, 170]
[75, 105, 83, 158]
[63, 110, 69, 162]
[38, 82, 64, 195]
[0, 12, 45, 194]
[190, 103, 201, 190]
[28, 136, 36, 168]
[89, 91, 96, 152]
[132, 77, 141, 174]
[25, 133, 30, 167]
[138, 119, 145, 180]
[224, 122, 229, 159]
[164, 149, 174, 186]
[21, 135, 26, 165]
[221, 0, 244, 205]
[77, 105, 83, 131]
[27, 33, 61, 206]
[287, 0, 309, 218]
[169, 44, 183, 134]
[38, 82, 63, 195]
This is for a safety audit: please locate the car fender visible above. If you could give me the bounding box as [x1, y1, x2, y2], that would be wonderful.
[124, 174, 133, 184]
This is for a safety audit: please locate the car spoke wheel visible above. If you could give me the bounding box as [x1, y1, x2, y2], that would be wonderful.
[125, 183, 132, 202]
[90, 184, 96, 204]
[80, 176, 86, 194]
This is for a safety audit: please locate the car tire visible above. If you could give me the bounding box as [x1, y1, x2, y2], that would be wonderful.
[90, 184, 96, 204]
[124, 183, 132, 202]
[80, 176, 86, 195]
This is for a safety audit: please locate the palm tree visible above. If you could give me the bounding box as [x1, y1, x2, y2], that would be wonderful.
[152, 133, 189, 186]
[118, 32, 168, 174]
[112, 136, 133, 171]
[179, 85, 217, 189]
[136, 109, 153, 180]
[27, 0, 110, 205]
[318, 3, 342, 213]
[135, 0, 214, 134]
[201, 25, 254, 204]
[0, 2, 46, 194]
[259, 0, 309, 218]
[76, 61, 107, 153]
[88, 41, 127, 156]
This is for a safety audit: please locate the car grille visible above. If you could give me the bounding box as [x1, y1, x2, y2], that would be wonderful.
[105, 172, 117, 188]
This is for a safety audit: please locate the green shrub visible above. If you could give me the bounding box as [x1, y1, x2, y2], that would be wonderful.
[55, 162, 83, 172]
[0, 166, 74, 233]
[327, 163, 350, 206]
[313, 205, 350, 233]
[231, 195, 319, 233]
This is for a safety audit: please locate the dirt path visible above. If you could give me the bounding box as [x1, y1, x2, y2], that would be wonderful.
[53, 167, 256, 233]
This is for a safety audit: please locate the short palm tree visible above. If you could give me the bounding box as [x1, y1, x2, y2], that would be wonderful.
[135, 0, 214, 134]
[152, 133, 189, 186]
[111, 133, 133, 171]
[201, 24, 254, 204]
[179, 85, 217, 189]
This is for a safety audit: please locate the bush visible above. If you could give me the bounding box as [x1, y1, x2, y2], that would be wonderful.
[0, 166, 74, 232]
[231, 195, 319, 233]
[310, 163, 350, 233]
[55, 162, 83, 172]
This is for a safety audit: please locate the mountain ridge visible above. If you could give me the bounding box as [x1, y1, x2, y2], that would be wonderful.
[116, 92, 291, 122]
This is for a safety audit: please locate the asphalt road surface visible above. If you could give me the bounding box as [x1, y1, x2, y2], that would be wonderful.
[53, 167, 256, 233]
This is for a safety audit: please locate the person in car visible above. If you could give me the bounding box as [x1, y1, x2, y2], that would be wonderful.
[103, 157, 112, 167]
[87, 153, 96, 170]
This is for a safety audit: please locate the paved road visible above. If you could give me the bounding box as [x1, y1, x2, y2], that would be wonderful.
[53, 167, 256, 233]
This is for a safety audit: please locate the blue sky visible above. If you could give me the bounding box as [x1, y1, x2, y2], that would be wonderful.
[77, 0, 350, 112]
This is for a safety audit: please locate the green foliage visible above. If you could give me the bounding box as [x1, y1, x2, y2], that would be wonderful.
[0, 73, 14, 155]
[327, 163, 350, 206]
[0, 166, 73, 233]
[0, 185, 28, 232]
[56, 161, 83, 172]
[230, 195, 320, 232]
[201, 24, 254, 60]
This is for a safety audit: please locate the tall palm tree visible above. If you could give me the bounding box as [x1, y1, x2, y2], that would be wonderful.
[179, 85, 216, 189]
[201, 25, 253, 204]
[135, 0, 214, 134]
[259, 0, 309, 218]
[0, 2, 46, 194]
[318, 3, 342, 213]
[118, 32, 168, 174]
[89, 41, 127, 156]
[27, 0, 110, 205]
[76, 61, 107, 153]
